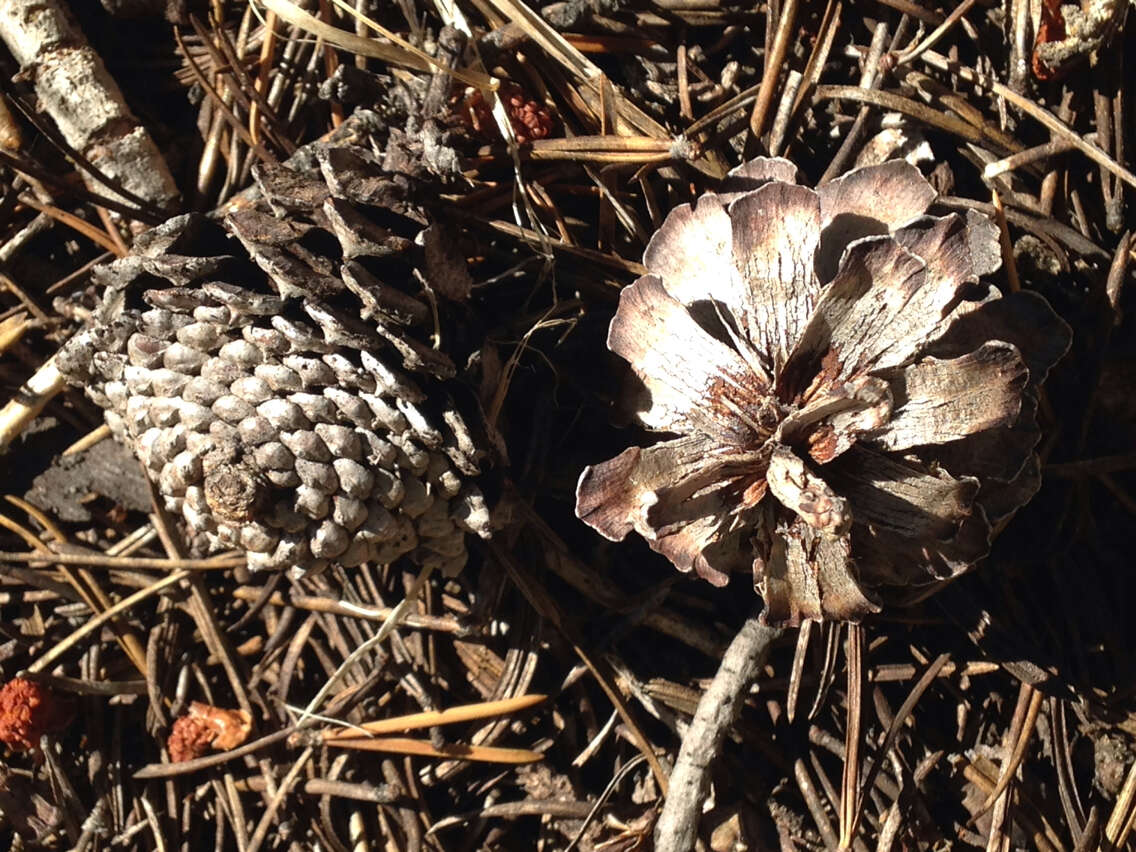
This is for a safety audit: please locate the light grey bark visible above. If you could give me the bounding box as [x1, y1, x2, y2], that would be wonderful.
[654, 617, 783, 852]
[0, 0, 179, 221]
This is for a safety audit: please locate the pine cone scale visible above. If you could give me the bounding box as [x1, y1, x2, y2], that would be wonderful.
[59, 138, 491, 577]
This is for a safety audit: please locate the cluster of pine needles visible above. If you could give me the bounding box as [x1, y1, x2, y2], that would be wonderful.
[0, 0, 1134, 848]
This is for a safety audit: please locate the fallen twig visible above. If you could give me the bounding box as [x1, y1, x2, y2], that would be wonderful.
[654, 614, 783, 852]
[0, 0, 178, 221]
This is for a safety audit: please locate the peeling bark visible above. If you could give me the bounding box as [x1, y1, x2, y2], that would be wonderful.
[0, 0, 179, 223]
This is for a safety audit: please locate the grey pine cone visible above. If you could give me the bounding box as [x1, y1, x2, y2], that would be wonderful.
[57, 135, 491, 577]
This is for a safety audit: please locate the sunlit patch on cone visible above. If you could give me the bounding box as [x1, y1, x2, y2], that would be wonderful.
[575, 158, 1070, 626]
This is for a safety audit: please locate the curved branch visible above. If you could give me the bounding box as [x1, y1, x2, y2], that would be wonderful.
[654, 614, 783, 852]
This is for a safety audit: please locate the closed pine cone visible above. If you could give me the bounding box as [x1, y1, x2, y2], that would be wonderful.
[58, 133, 491, 577]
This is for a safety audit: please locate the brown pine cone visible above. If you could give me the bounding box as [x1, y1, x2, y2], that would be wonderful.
[58, 134, 491, 577]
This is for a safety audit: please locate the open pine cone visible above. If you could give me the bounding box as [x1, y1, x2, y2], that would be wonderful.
[576, 158, 1070, 626]
[58, 130, 491, 577]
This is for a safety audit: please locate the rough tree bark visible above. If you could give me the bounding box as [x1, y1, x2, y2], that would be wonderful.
[0, 0, 179, 222]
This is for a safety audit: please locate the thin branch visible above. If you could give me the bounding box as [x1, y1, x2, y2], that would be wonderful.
[654, 614, 783, 852]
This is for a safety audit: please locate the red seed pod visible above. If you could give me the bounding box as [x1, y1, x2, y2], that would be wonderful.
[167, 702, 252, 763]
[0, 678, 71, 751]
[501, 85, 554, 144]
[458, 83, 555, 145]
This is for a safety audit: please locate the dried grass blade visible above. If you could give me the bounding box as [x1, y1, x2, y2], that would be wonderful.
[819, 21, 889, 183]
[0, 82, 171, 221]
[21, 672, 147, 696]
[16, 194, 124, 256]
[807, 621, 842, 720]
[959, 755, 1065, 850]
[788, 0, 843, 124]
[919, 50, 1136, 191]
[991, 189, 1022, 293]
[982, 683, 1032, 849]
[684, 82, 761, 139]
[526, 150, 675, 165]
[476, 216, 645, 275]
[1050, 697, 1088, 840]
[813, 85, 989, 146]
[531, 136, 676, 154]
[0, 272, 49, 323]
[245, 747, 313, 852]
[903, 70, 1024, 154]
[983, 140, 1076, 181]
[249, 7, 278, 146]
[893, 0, 980, 65]
[134, 728, 296, 779]
[173, 25, 277, 166]
[62, 424, 112, 456]
[748, 0, 801, 144]
[0, 549, 243, 570]
[322, 694, 547, 740]
[256, 0, 427, 69]
[189, 14, 294, 155]
[7, 495, 66, 545]
[0, 507, 148, 675]
[328, 0, 454, 78]
[0, 510, 48, 551]
[480, 0, 668, 138]
[92, 206, 128, 256]
[787, 620, 813, 723]
[296, 563, 436, 725]
[489, 540, 669, 792]
[838, 624, 864, 849]
[0, 149, 161, 224]
[230, 586, 463, 633]
[795, 757, 840, 849]
[976, 685, 1043, 818]
[184, 573, 259, 722]
[1075, 807, 1101, 852]
[257, 0, 492, 90]
[26, 570, 190, 674]
[851, 652, 951, 842]
[325, 736, 542, 764]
